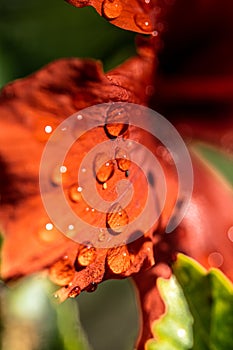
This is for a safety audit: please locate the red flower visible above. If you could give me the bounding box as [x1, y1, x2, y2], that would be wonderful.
[0, 0, 233, 348]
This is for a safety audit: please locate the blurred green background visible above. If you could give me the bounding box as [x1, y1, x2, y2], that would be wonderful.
[0, 1, 138, 349]
[0, 0, 136, 88]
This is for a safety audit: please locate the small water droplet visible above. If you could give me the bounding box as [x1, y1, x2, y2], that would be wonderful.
[106, 202, 129, 234]
[60, 165, 67, 173]
[115, 147, 131, 172]
[51, 164, 68, 186]
[227, 226, 233, 242]
[77, 114, 83, 120]
[54, 293, 58, 299]
[94, 153, 114, 183]
[45, 222, 53, 231]
[91, 208, 95, 212]
[81, 167, 86, 173]
[38, 222, 59, 243]
[77, 246, 96, 266]
[102, 182, 108, 190]
[134, 14, 153, 32]
[86, 207, 90, 212]
[68, 286, 81, 298]
[98, 229, 106, 242]
[85, 282, 98, 293]
[102, 0, 123, 19]
[45, 125, 53, 134]
[105, 104, 129, 138]
[208, 252, 224, 267]
[68, 184, 82, 203]
[49, 257, 75, 286]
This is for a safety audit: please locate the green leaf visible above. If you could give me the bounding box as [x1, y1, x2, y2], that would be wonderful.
[173, 254, 233, 350]
[147, 275, 194, 350]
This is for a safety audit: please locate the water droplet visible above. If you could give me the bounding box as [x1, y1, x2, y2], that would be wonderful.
[208, 252, 224, 268]
[102, 0, 123, 19]
[134, 14, 153, 32]
[85, 282, 98, 293]
[107, 246, 131, 274]
[77, 246, 96, 266]
[81, 167, 86, 173]
[68, 224, 74, 230]
[49, 257, 75, 286]
[94, 153, 114, 183]
[86, 207, 90, 212]
[38, 222, 59, 243]
[106, 202, 129, 234]
[51, 165, 68, 186]
[77, 114, 83, 120]
[227, 226, 233, 242]
[98, 229, 106, 242]
[68, 286, 81, 298]
[45, 222, 53, 231]
[60, 165, 67, 173]
[102, 182, 108, 190]
[45, 125, 53, 134]
[91, 208, 95, 212]
[68, 184, 82, 203]
[115, 147, 131, 172]
[105, 105, 129, 138]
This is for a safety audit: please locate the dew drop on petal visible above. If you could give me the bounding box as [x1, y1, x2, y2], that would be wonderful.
[51, 165, 68, 186]
[102, 0, 123, 19]
[98, 229, 106, 242]
[105, 105, 129, 138]
[68, 286, 81, 298]
[85, 282, 98, 293]
[227, 226, 233, 242]
[49, 257, 75, 286]
[102, 182, 108, 190]
[134, 14, 153, 32]
[68, 184, 82, 203]
[77, 246, 96, 266]
[106, 202, 129, 234]
[107, 246, 131, 274]
[77, 114, 83, 120]
[44, 125, 53, 134]
[208, 252, 224, 268]
[94, 153, 114, 183]
[38, 222, 59, 243]
[115, 147, 131, 172]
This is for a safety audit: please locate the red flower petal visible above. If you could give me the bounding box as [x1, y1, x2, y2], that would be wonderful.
[0, 51, 159, 287]
[66, 0, 170, 34]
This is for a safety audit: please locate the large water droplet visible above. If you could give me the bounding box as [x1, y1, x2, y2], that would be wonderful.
[49, 257, 75, 286]
[115, 147, 131, 171]
[77, 246, 96, 266]
[68, 286, 81, 298]
[102, 0, 123, 19]
[105, 105, 129, 138]
[107, 246, 131, 274]
[94, 153, 114, 183]
[68, 184, 82, 203]
[134, 14, 153, 32]
[106, 202, 129, 234]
